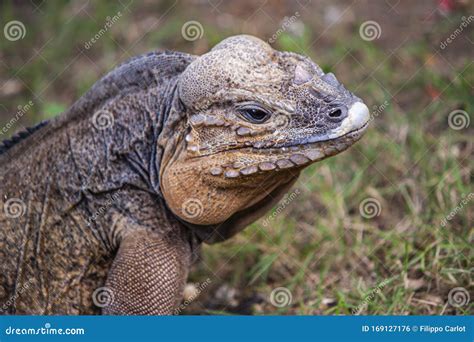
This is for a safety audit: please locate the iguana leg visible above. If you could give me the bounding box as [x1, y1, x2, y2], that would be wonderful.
[102, 228, 192, 315]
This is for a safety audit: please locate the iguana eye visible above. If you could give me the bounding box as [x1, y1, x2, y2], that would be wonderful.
[238, 106, 271, 124]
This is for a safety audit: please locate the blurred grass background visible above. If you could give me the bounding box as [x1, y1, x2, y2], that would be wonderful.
[0, 0, 472, 315]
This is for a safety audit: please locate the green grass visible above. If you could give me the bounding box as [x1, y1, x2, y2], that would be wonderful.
[0, 1, 472, 315]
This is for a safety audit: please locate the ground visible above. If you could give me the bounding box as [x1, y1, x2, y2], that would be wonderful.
[0, 0, 472, 315]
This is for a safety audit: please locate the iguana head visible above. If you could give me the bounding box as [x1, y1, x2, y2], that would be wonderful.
[160, 35, 369, 229]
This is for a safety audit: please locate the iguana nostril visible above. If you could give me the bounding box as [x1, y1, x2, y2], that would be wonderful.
[327, 107, 347, 122]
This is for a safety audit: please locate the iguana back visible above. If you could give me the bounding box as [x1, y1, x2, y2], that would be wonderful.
[0, 51, 196, 314]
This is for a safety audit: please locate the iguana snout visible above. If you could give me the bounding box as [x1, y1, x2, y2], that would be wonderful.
[161, 35, 369, 226]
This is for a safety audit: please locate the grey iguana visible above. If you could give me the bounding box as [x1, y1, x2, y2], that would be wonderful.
[0, 35, 369, 315]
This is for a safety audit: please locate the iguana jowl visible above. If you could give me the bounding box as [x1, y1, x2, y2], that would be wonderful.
[0, 35, 369, 314]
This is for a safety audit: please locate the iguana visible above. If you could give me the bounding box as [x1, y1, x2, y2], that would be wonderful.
[0, 35, 369, 315]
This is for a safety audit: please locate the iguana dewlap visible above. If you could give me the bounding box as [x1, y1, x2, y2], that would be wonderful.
[0, 35, 369, 315]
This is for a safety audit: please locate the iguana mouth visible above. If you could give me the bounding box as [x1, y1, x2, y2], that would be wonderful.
[190, 101, 370, 160]
[198, 122, 369, 179]
[254, 120, 369, 151]
[192, 119, 369, 161]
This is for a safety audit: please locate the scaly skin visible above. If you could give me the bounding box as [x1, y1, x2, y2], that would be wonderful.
[0, 35, 369, 315]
